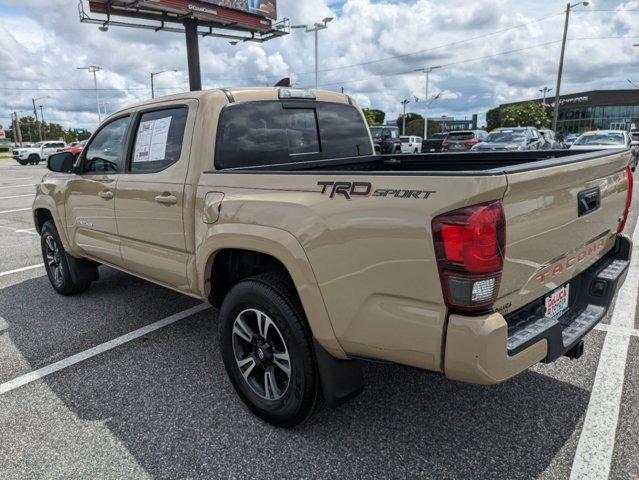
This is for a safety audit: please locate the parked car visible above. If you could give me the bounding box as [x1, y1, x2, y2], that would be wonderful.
[370, 126, 402, 154]
[58, 139, 88, 158]
[38, 87, 633, 427]
[472, 127, 544, 151]
[13, 141, 67, 165]
[563, 133, 579, 147]
[441, 130, 488, 152]
[539, 129, 563, 149]
[422, 132, 448, 153]
[569, 130, 632, 151]
[400, 135, 422, 154]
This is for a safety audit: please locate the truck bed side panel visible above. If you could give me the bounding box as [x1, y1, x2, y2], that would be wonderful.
[197, 173, 508, 371]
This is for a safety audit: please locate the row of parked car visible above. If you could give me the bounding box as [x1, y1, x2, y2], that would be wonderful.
[12, 140, 87, 165]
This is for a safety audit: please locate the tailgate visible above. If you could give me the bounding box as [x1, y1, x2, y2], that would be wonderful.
[496, 150, 631, 314]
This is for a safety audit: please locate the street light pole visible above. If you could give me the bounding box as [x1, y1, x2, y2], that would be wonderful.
[291, 17, 333, 89]
[151, 69, 178, 99]
[78, 65, 103, 123]
[401, 99, 409, 135]
[415, 66, 441, 140]
[539, 86, 552, 110]
[552, 2, 589, 132]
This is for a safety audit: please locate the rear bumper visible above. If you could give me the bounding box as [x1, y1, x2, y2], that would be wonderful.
[444, 234, 632, 385]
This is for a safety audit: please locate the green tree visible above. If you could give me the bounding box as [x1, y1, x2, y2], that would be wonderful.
[363, 108, 385, 126]
[502, 102, 550, 129]
[396, 112, 423, 135]
[404, 118, 442, 138]
[486, 107, 502, 131]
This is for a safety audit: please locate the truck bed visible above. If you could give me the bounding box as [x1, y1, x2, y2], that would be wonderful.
[214, 149, 628, 175]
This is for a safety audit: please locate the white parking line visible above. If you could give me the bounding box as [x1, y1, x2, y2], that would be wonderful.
[0, 208, 31, 215]
[14, 229, 38, 236]
[570, 221, 639, 480]
[0, 194, 34, 200]
[0, 264, 44, 277]
[0, 303, 210, 396]
[593, 323, 639, 338]
[0, 184, 35, 190]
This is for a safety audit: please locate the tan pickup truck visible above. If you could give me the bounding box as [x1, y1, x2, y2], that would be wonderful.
[35, 88, 634, 427]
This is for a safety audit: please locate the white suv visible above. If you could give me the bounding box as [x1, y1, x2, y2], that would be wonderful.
[400, 135, 423, 154]
[13, 141, 67, 165]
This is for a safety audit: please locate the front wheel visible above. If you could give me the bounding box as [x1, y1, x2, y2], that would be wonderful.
[41, 221, 93, 295]
[28, 154, 40, 165]
[219, 274, 322, 427]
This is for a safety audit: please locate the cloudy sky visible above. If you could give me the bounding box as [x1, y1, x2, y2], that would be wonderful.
[1, 0, 638, 134]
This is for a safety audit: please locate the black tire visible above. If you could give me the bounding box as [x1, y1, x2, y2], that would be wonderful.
[40, 221, 92, 295]
[413, 148, 418, 154]
[28, 154, 39, 165]
[219, 273, 322, 427]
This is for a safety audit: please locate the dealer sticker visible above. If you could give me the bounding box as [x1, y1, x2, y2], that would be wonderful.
[545, 284, 570, 319]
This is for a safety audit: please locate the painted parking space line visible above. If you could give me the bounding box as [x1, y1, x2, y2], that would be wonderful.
[0, 316, 8, 333]
[0, 184, 35, 190]
[14, 229, 38, 236]
[570, 221, 639, 480]
[593, 323, 639, 338]
[0, 303, 210, 396]
[0, 208, 31, 215]
[0, 194, 34, 200]
[0, 264, 44, 277]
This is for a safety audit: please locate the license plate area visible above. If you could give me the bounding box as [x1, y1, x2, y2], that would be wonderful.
[545, 284, 570, 319]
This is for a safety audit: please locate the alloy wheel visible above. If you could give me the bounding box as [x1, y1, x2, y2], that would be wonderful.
[231, 308, 291, 401]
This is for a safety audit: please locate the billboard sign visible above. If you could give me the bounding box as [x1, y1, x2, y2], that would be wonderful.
[200, 1, 276, 20]
[89, 0, 277, 29]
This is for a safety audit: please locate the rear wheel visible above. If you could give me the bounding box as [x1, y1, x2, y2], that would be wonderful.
[219, 273, 322, 427]
[41, 221, 93, 295]
[28, 154, 39, 165]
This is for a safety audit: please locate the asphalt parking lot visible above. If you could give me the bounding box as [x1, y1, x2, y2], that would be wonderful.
[0, 159, 638, 479]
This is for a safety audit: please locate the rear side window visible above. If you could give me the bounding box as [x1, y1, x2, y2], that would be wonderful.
[215, 101, 372, 170]
[448, 132, 475, 141]
[130, 107, 188, 173]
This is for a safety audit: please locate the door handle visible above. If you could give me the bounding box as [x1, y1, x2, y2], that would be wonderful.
[155, 194, 178, 205]
[98, 190, 114, 200]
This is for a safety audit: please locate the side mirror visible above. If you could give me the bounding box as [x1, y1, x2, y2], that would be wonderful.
[47, 152, 75, 173]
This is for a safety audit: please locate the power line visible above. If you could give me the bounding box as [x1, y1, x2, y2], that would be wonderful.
[317, 35, 639, 88]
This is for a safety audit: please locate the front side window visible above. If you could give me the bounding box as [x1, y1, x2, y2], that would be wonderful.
[84, 116, 130, 174]
[130, 107, 188, 173]
[215, 101, 372, 169]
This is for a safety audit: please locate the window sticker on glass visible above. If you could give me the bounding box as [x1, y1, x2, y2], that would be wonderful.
[134, 116, 172, 163]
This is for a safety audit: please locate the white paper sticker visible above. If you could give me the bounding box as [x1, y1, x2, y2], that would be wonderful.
[133, 116, 172, 163]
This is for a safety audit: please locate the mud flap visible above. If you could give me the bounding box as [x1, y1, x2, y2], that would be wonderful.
[65, 253, 100, 284]
[313, 339, 364, 408]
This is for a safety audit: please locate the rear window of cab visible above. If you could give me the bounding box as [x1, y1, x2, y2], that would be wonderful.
[214, 101, 373, 170]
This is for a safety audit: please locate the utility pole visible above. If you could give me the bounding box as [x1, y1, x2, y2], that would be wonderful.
[32, 98, 42, 141]
[415, 65, 441, 140]
[12, 112, 23, 147]
[291, 17, 333, 89]
[78, 65, 103, 123]
[552, 2, 589, 131]
[401, 99, 410, 135]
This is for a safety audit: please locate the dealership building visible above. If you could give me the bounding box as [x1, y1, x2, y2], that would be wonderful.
[500, 89, 639, 134]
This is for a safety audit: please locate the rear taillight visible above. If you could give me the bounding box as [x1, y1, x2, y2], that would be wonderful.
[442, 140, 451, 147]
[617, 166, 633, 234]
[464, 139, 479, 145]
[432, 201, 506, 312]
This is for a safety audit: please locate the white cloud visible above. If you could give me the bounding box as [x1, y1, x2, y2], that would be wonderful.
[0, 0, 638, 133]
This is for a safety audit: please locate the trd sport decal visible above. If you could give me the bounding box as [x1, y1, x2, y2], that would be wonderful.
[318, 181, 435, 200]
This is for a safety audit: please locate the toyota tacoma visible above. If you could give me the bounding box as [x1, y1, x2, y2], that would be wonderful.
[34, 87, 633, 427]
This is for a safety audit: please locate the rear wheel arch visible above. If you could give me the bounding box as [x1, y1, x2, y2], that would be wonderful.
[197, 227, 346, 359]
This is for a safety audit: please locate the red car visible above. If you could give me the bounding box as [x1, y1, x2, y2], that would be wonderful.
[57, 139, 88, 157]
